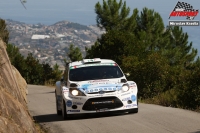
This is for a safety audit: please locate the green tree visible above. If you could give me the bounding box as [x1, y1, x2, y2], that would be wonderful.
[95, 0, 138, 31]
[86, 0, 200, 105]
[41, 62, 53, 83]
[135, 7, 170, 56]
[0, 19, 9, 44]
[6, 43, 26, 77]
[87, 2, 170, 65]
[24, 53, 44, 84]
[175, 64, 200, 110]
[122, 53, 170, 99]
[163, 26, 197, 67]
[86, 0, 140, 64]
[6, 43, 63, 85]
[51, 63, 63, 82]
[85, 30, 137, 65]
[67, 44, 83, 62]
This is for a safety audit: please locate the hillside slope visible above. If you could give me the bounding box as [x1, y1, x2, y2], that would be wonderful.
[0, 39, 39, 133]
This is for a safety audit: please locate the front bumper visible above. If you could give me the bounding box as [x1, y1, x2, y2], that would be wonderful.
[63, 91, 138, 114]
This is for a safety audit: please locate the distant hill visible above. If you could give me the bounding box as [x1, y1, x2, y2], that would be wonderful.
[6, 19, 27, 25]
[4, 19, 199, 60]
[52, 20, 91, 30]
[4, 19, 104, 68]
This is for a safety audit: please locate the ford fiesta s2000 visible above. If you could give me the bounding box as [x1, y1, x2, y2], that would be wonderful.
[55, 58, 138, 119]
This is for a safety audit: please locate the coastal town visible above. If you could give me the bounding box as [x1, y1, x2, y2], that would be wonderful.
[6, 19, 105, 70]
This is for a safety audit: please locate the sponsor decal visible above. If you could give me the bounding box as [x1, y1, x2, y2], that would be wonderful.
[81, 84, 91, 90]
[90, 94, 103, 97]
[129, 84, 137, 88]
[66, 100, 72, 107]
[122, 97, 131, 101]
[73, 102, 83, 105]
[83, 58, 100, 63]
[104, 88, 107, 91]
[108, 88, 112, 91]
[128, 82, 136, 85]
[124, 104, 137, 108]
[131, 95, 136, 101]
[88, 79, 109, 83]
[105, 93, 115, 96]
[63, 86, 69, 90]
[79, 83, 123, 94]
[129, 86, 137, 89]
[89, 89, 94, 92]
[69, 96, 81, 100]
[92, 100, 114, 104]
[121, 92, 131, 96]
[67, 110, 80, 112]
[96, 108, 110, 112]
[62, 87, 69, 93]
[88, 96, 95, 98]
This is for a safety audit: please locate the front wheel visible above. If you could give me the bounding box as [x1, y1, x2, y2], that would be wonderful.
[56, 98, 62, 115]
[55, 91, 62, 115]
[62, 100, 68, 120]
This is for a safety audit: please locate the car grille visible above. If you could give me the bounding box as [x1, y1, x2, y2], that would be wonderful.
[82, 96, 123, 111]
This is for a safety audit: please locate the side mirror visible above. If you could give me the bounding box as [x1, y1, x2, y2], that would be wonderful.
[125, 73, 130, 77]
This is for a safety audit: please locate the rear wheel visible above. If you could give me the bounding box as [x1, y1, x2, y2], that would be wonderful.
[62, 100, 68, 120]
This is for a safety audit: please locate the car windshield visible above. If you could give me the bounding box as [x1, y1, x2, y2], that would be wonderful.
[69, 65, 124, 81]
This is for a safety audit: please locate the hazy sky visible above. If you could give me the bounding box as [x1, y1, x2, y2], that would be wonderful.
[0, 0, 200, 26]
[1, 0, 200, 56]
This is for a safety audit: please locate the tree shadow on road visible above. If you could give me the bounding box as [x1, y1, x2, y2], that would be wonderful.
[33, 111, 136, 123]
[33, 114, 63, 123]
[189, 130, 200, 133]
[42, 91, 55, 94]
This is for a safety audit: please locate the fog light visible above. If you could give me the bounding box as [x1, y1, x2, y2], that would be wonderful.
[127, 100, 132, 104]
[72, 105, 77, 109]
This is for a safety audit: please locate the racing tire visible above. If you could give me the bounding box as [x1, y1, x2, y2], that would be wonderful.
[62, 100, 68, 120]
[56, 98, 62, 115]
[55, 90, 62, 115]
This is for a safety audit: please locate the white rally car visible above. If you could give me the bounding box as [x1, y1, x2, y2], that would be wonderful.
[55, 58, 138, 119]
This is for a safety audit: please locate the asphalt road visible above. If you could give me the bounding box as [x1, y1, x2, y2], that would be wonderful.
[27, 85, 200, 133]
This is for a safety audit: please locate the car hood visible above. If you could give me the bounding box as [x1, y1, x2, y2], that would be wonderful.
[75, 80, 125, 94]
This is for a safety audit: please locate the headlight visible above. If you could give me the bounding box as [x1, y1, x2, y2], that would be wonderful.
[122, 85, 129, 92]
[70, 88, 86, 96]
[71, 90, 79, 96]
